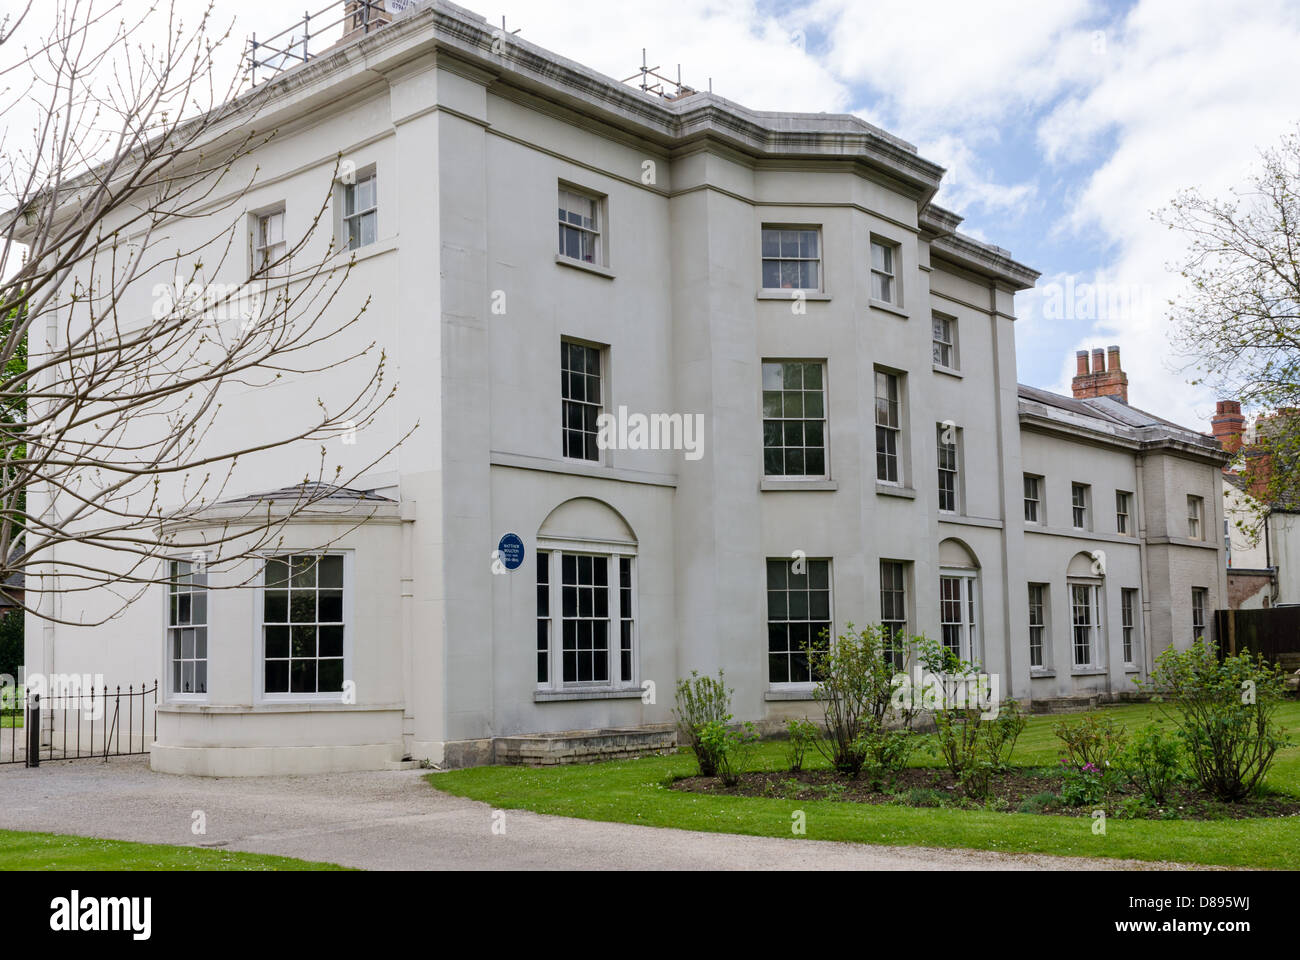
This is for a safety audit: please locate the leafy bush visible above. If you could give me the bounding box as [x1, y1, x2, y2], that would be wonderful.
[0, 610, 21, 682]
[1016, 791, 1058, 814]
[931, 707, 985, 781]
[1142, 640, 1292, 801]
[856, 727, 917, 791]
[917, 637, 1023, 799]
[697, 719, 759, 787]
[673, 670, 732, 777]
[1059, 762, 1109, 807]
[1054, 711, 1128, 770]
[785, 718, 819, 772]
[808, 623, 919, 776]
[1122, 725, 1183, 804]
[983, 698, 1028, 770]
[902, 787, 949, 808]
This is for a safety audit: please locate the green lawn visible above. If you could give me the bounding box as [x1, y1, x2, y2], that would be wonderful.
[0, 829, 348, 871]
[429, 701, 1300, 869]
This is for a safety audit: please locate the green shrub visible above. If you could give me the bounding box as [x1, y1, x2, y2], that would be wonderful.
[673, 670, 732, 777]
[808, 623, 920, 776]
[697, 719, 759, 787]
[1054, 711, 1128, 771]
[785, 718, 819, 772]
[856, 727, 917, 791]
[0, 609, 21, 682]
[902, 787, 950, 808]
[1142, 640, 1292, 801]
[983, 698, 1028, 770]
[1017, 791, 1058, 814]
[1059, 762, 1109, 807]
[916, 637, 1022, 799]
[1122, 725, 1183, 804]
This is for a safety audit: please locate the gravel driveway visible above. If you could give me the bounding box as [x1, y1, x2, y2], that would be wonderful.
[0, 757, 1199, 870]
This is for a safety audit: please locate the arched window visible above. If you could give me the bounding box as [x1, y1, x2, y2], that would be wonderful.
[536, 498, 638, 690]
[1067, 552, 1104, 668]
[938, 539, 981, 664]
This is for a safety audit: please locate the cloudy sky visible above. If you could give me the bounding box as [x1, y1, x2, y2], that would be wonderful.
[19, 0, 1300, 429]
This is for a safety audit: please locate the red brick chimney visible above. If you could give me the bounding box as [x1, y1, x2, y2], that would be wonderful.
[1072, 344, 1129, 404]
[337, 1, 395, 47]
[1211, 400, 1245, 455]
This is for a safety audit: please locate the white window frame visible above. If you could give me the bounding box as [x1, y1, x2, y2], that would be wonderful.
[1192, 587, 1208, 641]
[1023, 474, 1043, 524]
[252, 207, 287, 278]
[870, 237, 899, 305]
[761, 359, 828, 480]
[1121, 587, 1140, 668]
[879, 560, 908, 671]
[875, 369, 902, 486]
[341, 172, 377, 251]
[766, 557, 833, 689]
[536, 549, 552, 688]
[1071, 483, 1090, 530]
[932, 313, 957, 369]
[536, 538, 638, 691]
[1116, 490, 1132, 536]
[1187, 495, 1204, 541]
[1068, 580, 1103, 669]
[1028, 583, 1049, 671]
[938, 570, 979, 664]
[558, 184, 606, 267]
[937, 423, 960, 514]
[561, 339, 605, 464]
[255, 551, 354, 704]
[760, 225, 823, 291]
[165, 557, 209, 701]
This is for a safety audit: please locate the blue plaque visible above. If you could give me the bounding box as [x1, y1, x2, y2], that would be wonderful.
[497, 533, 525, 571]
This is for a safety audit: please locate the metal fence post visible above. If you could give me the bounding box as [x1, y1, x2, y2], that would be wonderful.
[26, 693, 39, 768]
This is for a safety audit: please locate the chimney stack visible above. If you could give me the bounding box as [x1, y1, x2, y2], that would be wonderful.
[338, 1, 395, 47]
[1211, 400, 1245, 455]
[1072, 344, 1129, 404]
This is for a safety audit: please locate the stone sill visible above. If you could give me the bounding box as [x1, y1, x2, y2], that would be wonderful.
[534, 688, 645, 703]
[876, 483, 916, 499]
[933, 364, 963, 379]
[756, 290, 832, 302]
[869, 299, 909, 319]
[555, 255, 615, 279]
[1069, 669, 1108, 677]
[761, 479, 838, 492]
[1029, 671, 1057, 679]
[765, 689, 817, 701]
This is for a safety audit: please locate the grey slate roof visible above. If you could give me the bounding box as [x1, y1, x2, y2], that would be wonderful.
[1018, 384, 1223, 458]
[220, 483, 396, 505]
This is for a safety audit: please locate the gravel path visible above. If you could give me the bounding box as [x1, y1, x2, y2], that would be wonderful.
[0, 757, 1204, 870]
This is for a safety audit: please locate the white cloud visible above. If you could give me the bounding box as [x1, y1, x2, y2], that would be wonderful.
[1036, 0, 1300, 427]
[810, 0, 1104, 134]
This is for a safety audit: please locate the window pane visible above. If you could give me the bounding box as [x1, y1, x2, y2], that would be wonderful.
[319, 555, 344, 588]
[319, 625, 344, 658]
[318, 659, 344, 693]
[265, 660, 289, 693]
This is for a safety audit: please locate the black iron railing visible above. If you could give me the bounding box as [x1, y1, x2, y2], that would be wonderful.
[0, 681, 158, 766]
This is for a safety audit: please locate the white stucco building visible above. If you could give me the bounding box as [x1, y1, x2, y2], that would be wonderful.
[22, 1, 1228, 774]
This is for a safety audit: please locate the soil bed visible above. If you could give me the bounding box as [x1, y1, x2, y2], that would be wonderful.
[670, 767, 1300, 821]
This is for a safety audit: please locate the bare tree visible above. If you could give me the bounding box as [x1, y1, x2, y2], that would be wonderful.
[1161, 124, 1300, 520]
[0, 0, 408, 625]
